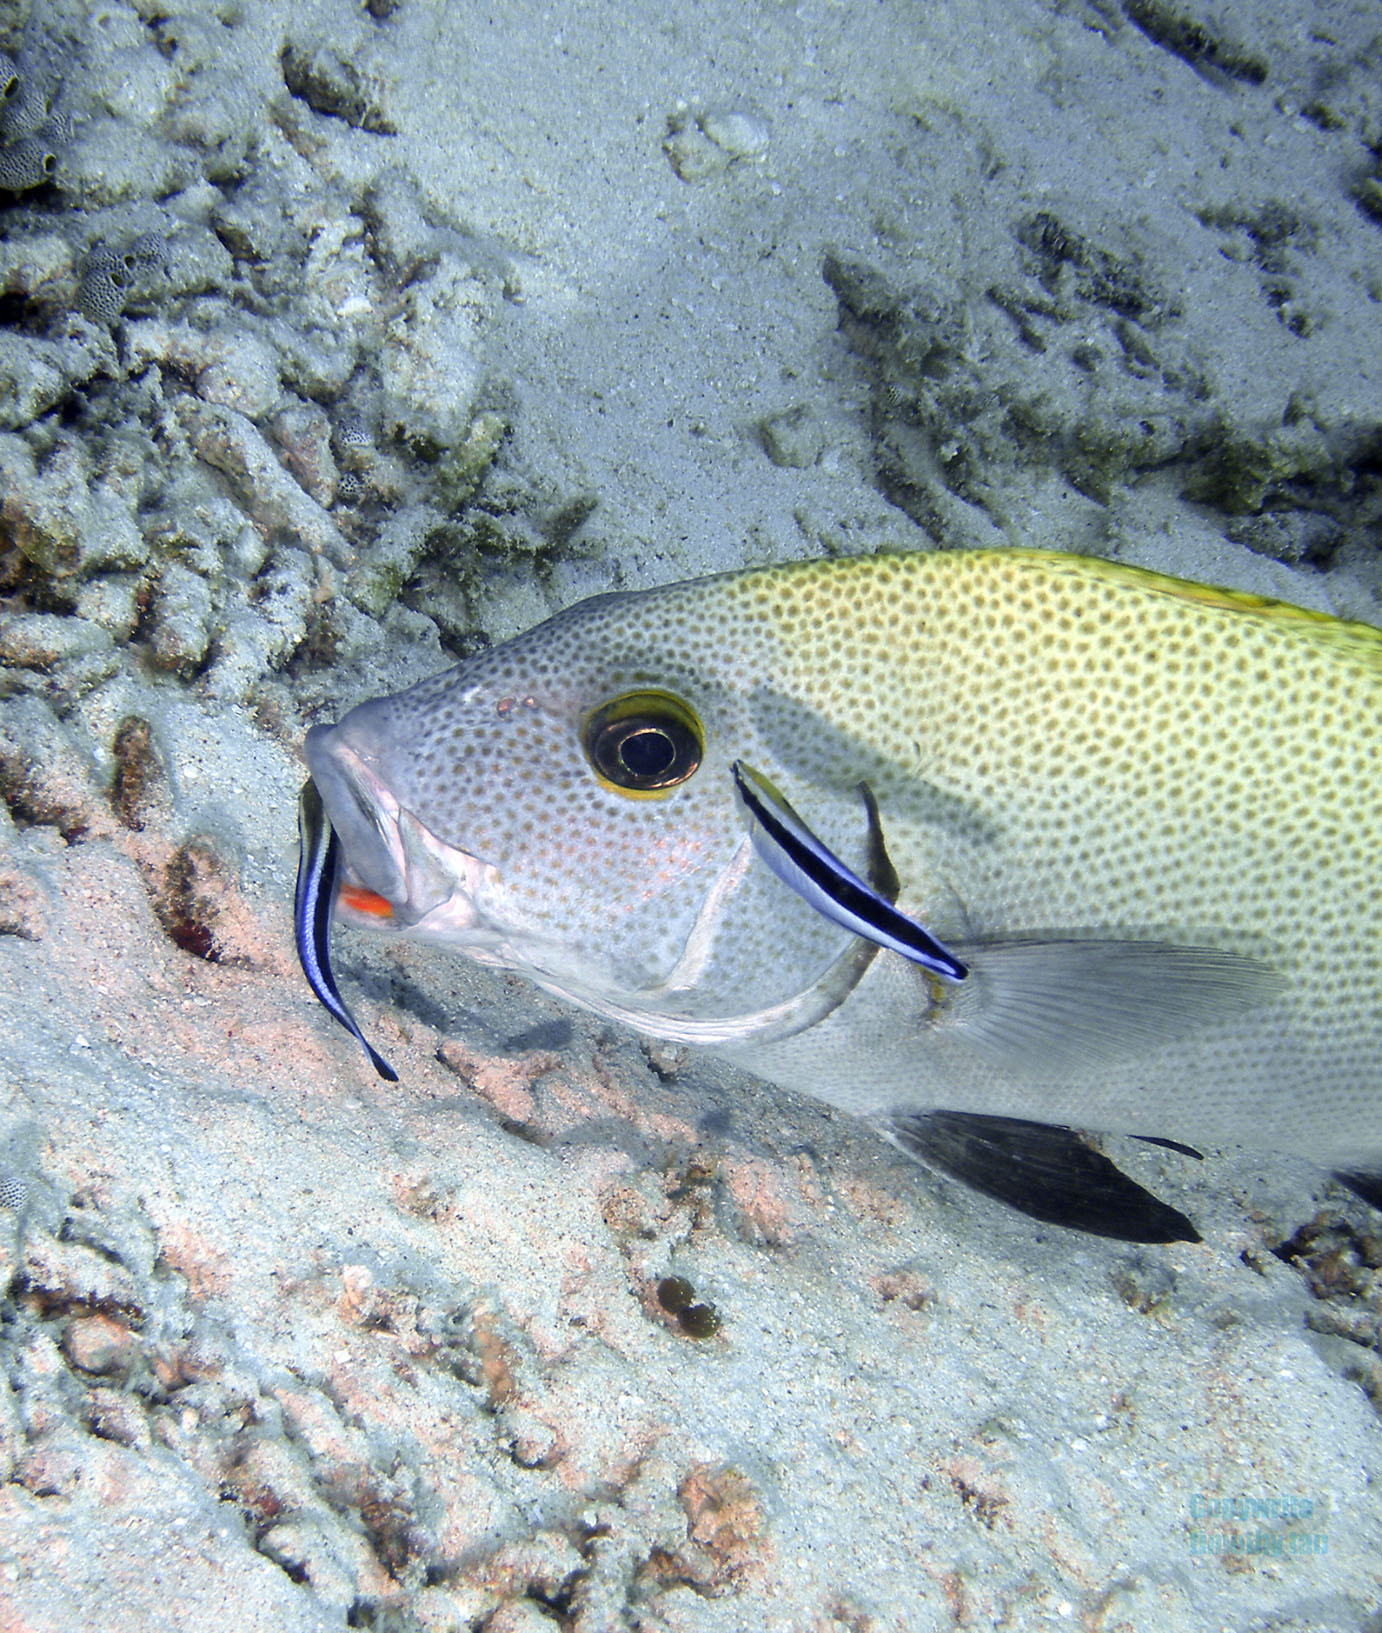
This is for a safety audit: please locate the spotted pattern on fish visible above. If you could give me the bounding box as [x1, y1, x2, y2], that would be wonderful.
[302, 548, 1381, 1178]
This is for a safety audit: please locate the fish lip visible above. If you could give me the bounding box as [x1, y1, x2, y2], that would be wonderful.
[304, 725, 407, 904]
[305, 729, 501, 931]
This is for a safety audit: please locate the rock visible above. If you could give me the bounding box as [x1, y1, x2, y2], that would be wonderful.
[209, 174, 291, 263]
[61, 118, 200, 207]
[361, 169, 438, 275]
[123, 319, 283, 419]
[697, 108, 770, 160]
[141, 481, 270, 581]
[0, 329, 110, 430]
[0, 1368, 21, 1480]
[344, 507, 437, 616]
[62, 1312, 138, 1377]
[270, 399, 339, 506]
[202, 549, 314, 700]
[0, 231, 73, 298]
[0, 431, 146, 577]
[86, 43, 176, 126]
[0, 612, 114, 671]
[665, 105, 770, 180]
[148, 562, 214, 676]
[280, 37, 398, 134]
[0, 695, 105, 842]
[757, 404, 825, 468]
[175, 398, 352, 567]
[256, 1515, 368, 1614]
[75, 574, 145, 642]
[379, 256, 486, 453]
[269, 315, 359, 400]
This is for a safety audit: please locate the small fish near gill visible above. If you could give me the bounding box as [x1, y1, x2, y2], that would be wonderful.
[294, 548, 1382, 1243]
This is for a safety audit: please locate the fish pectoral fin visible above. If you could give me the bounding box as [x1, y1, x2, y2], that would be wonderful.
[884, 1110, 1201, 1244]
[946, 935, 1282, 1077]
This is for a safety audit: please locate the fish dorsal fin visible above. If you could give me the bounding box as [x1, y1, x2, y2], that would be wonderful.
[1018, 547, 1382, 666]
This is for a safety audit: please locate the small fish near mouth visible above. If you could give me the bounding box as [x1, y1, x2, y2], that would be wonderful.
[294, 778, 398, 1082]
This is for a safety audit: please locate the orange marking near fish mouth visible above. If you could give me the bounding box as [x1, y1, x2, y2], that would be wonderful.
[339, 885, 395, 918]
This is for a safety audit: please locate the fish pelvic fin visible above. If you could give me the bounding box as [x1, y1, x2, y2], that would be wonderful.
[884, 1111, 1201, 1243]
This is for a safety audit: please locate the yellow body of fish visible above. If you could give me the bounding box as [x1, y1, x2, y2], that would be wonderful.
[304, 548, 1382, 1196]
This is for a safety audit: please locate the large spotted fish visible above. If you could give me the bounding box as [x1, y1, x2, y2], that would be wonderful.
[295, 548, 1381, 1241]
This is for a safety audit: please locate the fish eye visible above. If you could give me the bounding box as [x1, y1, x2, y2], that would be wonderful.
[584, 691, 704, 794]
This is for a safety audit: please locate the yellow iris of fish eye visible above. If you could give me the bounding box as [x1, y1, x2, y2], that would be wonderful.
[583, 690, 704, 796]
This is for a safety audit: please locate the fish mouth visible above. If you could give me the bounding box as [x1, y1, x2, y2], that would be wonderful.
[303, 729, 500, 937]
